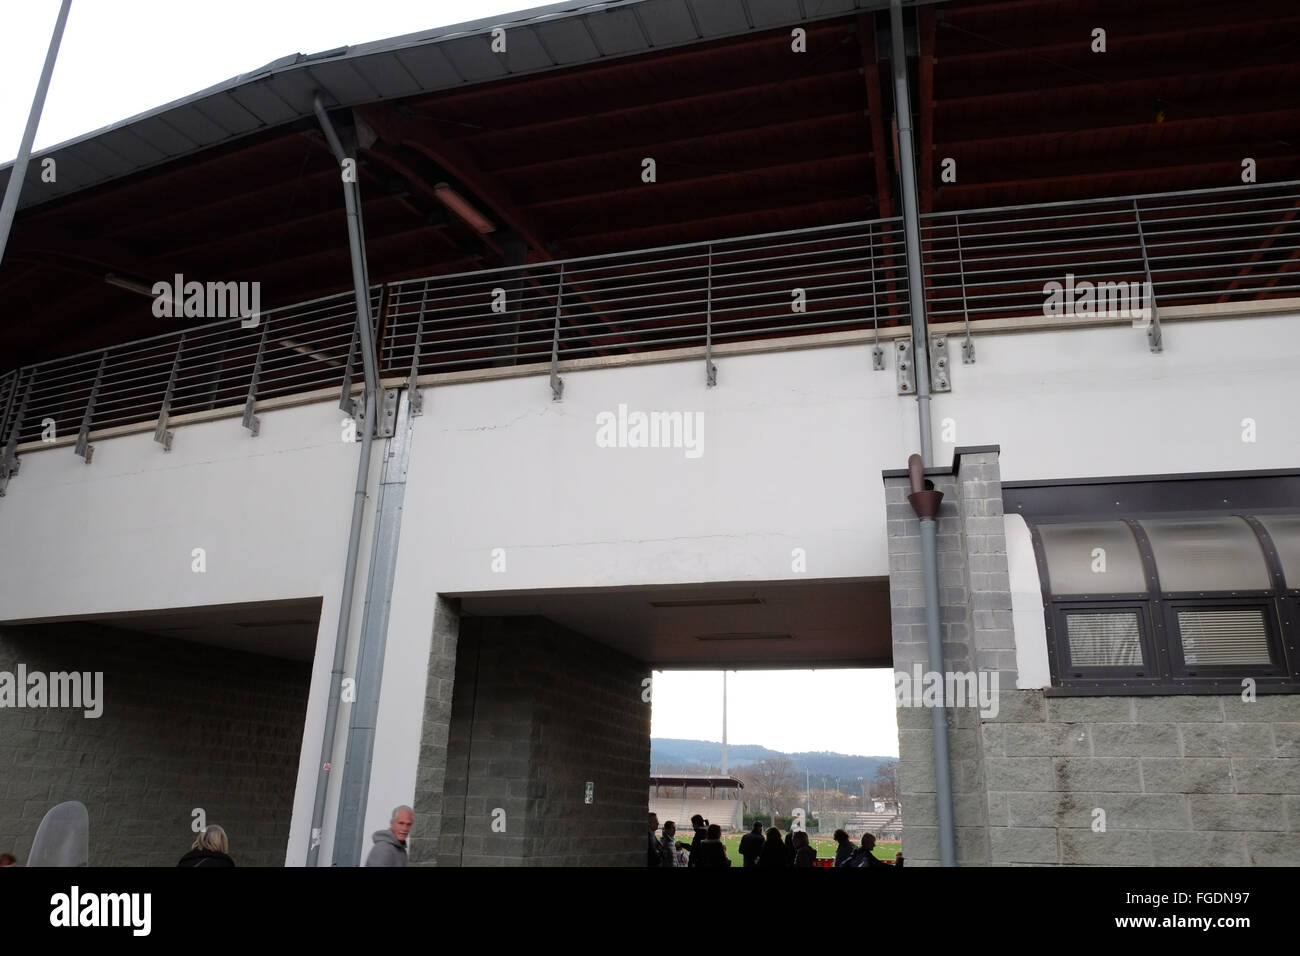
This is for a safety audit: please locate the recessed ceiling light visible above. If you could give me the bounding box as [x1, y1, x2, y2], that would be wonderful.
[650, 598, 764, 608]
[694, 632, 793, 642]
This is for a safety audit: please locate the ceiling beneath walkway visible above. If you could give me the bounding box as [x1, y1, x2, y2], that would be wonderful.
[456, 578, 892, 668]
[6, 598, 323, 662]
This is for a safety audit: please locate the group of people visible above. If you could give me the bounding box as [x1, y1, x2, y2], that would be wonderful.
[0, 824, 238, 868]
[649, 814, 904, 868]
[3, 805, 414, 868]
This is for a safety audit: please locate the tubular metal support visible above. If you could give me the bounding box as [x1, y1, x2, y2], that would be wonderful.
[74, 351, 107, 463]
[0, 0, 72, 268]
[890, 0, 934, 467]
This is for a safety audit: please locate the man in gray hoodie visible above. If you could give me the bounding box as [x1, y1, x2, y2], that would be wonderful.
[365, 805, 413, 866]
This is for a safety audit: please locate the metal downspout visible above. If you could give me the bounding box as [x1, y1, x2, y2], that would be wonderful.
[908, 455, 957, 867]
[306, 94, 382, 867]
[889, 0, 934, 467]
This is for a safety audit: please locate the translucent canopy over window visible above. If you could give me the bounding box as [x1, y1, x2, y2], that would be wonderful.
[1140, 517, 1271, 592]
[1256, 515, 1300, 590]
[1039, 521, 1146, 595]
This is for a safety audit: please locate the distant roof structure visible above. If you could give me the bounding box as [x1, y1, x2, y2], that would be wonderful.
[650, 774, 744, 789]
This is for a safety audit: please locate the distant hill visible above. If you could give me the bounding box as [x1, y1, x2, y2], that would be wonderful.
[651, 738, 894, 780]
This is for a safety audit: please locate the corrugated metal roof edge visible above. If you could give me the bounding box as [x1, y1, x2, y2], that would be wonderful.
[0, 0, 906, 212]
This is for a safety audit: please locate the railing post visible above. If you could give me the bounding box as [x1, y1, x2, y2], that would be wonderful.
[0, 368, 33, 495]
[1133, 199, 1163, 353]
[339, 320, 359, 416]
[243, 317, 270, 436]
[0, 370, 16, 444]
[408, 280, 429, 417]
[956, 215, 975, 364]
[75, 351, 108, 463]
[870, 225, 884, 370]
[154, 334, 185, 451]
[705, 245, 717, 387]
[550, 263, 565, 401]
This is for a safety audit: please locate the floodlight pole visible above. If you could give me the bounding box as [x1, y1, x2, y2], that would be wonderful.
[0, 0, 73, 268]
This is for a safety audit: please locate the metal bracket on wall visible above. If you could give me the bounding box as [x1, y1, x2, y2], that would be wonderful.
[75, 351, 108, 463]
[961, 337, 975, 365]
[154, 334, 184, 452]
[895, 340, 915, 395]
[376, 388, 398, 438]
[930, 336, 952, 392]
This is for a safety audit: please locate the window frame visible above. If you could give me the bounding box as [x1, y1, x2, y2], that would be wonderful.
[1027, 512, 1300, 694]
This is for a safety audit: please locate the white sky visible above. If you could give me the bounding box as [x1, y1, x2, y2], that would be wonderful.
[652, 670, 900, 758]
[1, 0, 539, 163]
[1, 2, 900, 760]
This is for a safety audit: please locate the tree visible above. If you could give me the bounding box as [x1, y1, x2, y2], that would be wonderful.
[738, 756, 800, 818]
[870, 761, 899, 805]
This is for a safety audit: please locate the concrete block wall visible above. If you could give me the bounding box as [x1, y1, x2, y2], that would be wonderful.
[0, 621, 310, 866]
[408, 595, 461, 866]
[985, 691, 1300, 865]
[424, 615, 650, 866]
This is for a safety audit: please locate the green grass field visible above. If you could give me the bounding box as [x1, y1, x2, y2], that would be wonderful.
[693, 834, 900, 866]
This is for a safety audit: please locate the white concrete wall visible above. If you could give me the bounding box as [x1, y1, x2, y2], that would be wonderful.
[0, 400, 381, 867]
[3, 309, 1298, 863]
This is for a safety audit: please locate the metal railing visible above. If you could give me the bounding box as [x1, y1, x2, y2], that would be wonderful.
[2, 181, 1298, 461]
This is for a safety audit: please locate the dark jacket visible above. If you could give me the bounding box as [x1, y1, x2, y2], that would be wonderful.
[692, 838, 731, 868]
[834, 840, 856, 866]
[687, 825, 707, 867]
[794, 844, 817, 867]
[757, 837, 789, 867]
[364, 829, 408, 867]
[177, 849, 234, 868]
[784, 831, 795, 864]
[738, 830, 764, 867]
[648, 830, 662, 866]
[841, 845, 896, 868]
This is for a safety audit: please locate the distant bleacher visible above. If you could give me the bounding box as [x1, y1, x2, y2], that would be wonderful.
[649, 795, 743, 832]
[837, 810, 903, 840]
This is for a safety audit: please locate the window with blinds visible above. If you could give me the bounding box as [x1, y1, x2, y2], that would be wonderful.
[1176, 608, 1271, 666]
[1032, 512, 1298, 691]
[1065, 612, 1144, 667]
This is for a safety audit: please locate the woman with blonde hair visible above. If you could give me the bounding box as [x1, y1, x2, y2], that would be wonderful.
[177, 824, 235, 867]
